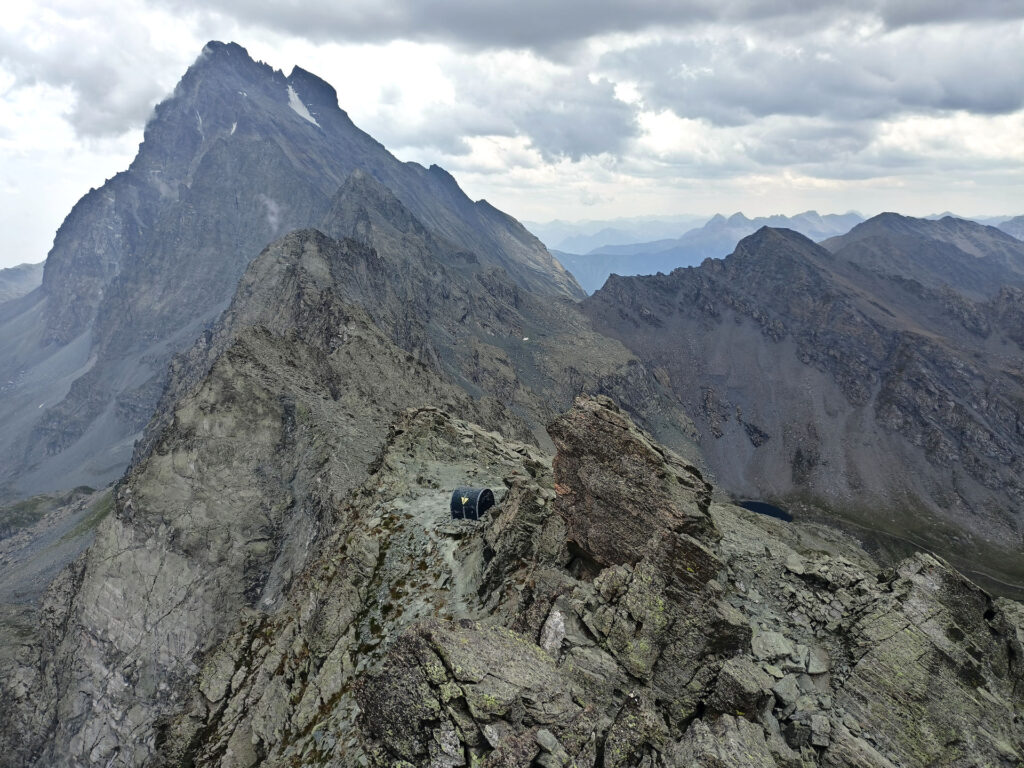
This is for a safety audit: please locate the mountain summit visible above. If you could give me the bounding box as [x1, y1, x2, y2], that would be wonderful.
[0, 41, 580, 500]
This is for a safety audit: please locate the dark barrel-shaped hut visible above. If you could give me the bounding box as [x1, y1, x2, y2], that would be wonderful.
[450, 487, 495, 520]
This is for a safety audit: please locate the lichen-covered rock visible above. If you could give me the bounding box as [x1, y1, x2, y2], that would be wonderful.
[671, 714, 779, 768]
[835, 553, 1024, 767]
[357, 619, 581, 766]
[708, 657, 775, 720]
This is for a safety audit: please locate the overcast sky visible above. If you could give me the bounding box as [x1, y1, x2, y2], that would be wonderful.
[0, 1, 1022, 268]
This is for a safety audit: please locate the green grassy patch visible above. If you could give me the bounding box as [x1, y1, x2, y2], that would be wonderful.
[0, 486, 94, 538]
[60, 490, 114, 543]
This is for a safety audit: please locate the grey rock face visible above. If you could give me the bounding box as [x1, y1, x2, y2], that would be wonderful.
[0, 179, 683, 764]
[583, 217, 1024, 594]
[548, 393, 714, 568]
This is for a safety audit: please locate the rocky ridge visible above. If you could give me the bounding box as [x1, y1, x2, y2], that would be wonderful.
[132, 170, 695, 468]
[3, 395, 1021, 767]
[0, 173, 690, 764]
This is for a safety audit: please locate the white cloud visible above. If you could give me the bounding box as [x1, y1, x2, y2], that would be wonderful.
[0, 79, 139, 265]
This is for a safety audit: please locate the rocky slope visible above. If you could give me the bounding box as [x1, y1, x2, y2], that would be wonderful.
[0, 41, 580, 501]
[0, 42, 1021, 768]
[3, 395, 1020, 767]
[583, 217, 1024, 594]
[132, 169, 694, 466]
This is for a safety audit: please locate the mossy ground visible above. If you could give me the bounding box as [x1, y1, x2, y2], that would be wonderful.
[60, 490, 114, 543]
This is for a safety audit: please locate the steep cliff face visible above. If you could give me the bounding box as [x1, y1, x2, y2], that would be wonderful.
[0, 40, 581, 500]
[583, 219, 1024, 592]
[4, 395, 1020, 767]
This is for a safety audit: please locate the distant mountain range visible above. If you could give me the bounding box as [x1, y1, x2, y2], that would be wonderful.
[999, 215, 1024, 240]
[523, 214, 708, 254]
[0, 262, 43, 304]
[555, 211, 864, 292]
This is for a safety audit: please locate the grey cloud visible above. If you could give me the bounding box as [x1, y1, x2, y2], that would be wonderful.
[601, 24, 1024, 125]
[502, 74, 638, 161]
[523, 112, 632, 160]
[880, 0, 1024, 27]
[149, 0, 1024, 52]
[0, 15, 185, 138]
[370, 67, 637, 162]
[743, 122, 876, 166]
[151, 0, 718, 52]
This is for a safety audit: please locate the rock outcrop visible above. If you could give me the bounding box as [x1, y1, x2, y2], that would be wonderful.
[5, 394, 1020, 767]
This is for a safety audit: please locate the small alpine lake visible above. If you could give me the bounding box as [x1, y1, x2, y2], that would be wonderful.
[737, 499, 793, 522]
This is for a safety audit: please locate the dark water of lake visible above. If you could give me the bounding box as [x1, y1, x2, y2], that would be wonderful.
[738, 500, 793, 522]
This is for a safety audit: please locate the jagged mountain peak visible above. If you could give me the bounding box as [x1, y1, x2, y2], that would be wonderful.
[726, 225, 827, 266]
[287, 64, 340, 108]
[199, 39, 251, 59]
[187, 41, 268, 82]
[1, 39, 581, 499]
